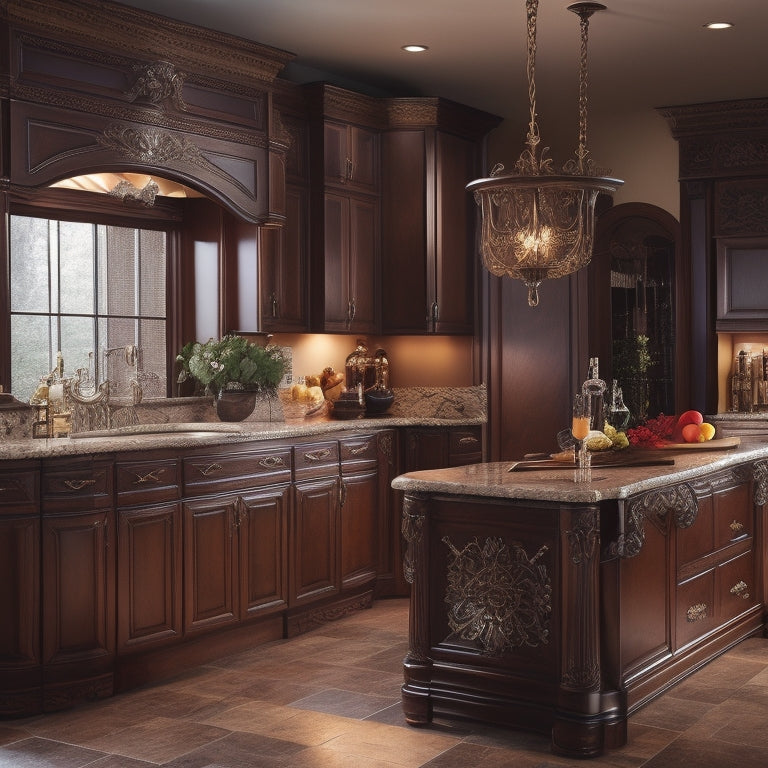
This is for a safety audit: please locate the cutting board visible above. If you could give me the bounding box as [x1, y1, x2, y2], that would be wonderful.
[655, 436, 740, 451]
[508, 452, 675, 471]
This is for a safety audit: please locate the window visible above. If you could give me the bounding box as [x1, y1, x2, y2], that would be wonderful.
[10, 215, 167, 403]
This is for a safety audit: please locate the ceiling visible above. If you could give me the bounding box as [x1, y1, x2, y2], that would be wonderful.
[114, 0, 767, 125]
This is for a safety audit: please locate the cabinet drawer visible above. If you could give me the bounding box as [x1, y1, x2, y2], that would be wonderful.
[449, 428, 482, 465]
[293, 440, 339, 481]
[0, 466, 39, 514]
[676, 568, 717, 649]
[183, 446, 292, 496]
[340, 434, 377, 473]
[116, 458, 181, 507]
[41, 459, 113, 513]
[718, 549, 757, 623]
[714, 481, 752, 549]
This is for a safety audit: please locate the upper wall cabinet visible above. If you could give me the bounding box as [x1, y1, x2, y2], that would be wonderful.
[3, 0, 294, 224]
[305, 84, 385, 334]
[381, 99, 501, 334]
[661, 97, 768, 409]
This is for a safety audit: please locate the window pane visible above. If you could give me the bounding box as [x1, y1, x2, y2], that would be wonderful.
[11, 314, 54, 402]
[139, 229, 166, 316]
[59, 221, 95, 314]
[10, 216, 50, 313]
[60, 315, 96, 380]
[103, 225, 137, 316]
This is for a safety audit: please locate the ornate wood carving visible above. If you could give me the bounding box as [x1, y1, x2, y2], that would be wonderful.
[126, 61, 187, 110]
[562, 509, 600, 690]
[376, 431, 394, 464]
[754, 460, 768, 507]
[442, 536, 551, 655]
[607, 483, 697, 558]
[715, 180, 768, 236]
[401, 494, 427, 584]
[6, 0, 293, 84]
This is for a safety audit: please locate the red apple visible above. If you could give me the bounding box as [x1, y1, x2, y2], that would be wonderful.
[673, 410, 704, 442]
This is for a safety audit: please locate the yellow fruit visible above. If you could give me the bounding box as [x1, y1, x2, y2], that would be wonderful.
[698, 423, 716, 441]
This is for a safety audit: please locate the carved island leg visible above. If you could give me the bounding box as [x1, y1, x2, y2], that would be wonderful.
[552, 506, 612, 758]
[401, 493, 432, 724]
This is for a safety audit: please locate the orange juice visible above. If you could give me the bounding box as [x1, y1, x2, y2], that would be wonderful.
[571, 416, 590, 440]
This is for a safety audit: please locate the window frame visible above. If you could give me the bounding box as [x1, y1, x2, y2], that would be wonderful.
[2, 187, 184, 398]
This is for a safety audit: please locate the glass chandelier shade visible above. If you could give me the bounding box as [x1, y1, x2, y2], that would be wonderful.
[467, 0, 623, 307]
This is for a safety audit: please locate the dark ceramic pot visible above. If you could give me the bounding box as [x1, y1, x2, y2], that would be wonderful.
[364, 387, 395, 415]
[215, 390, 258, 422]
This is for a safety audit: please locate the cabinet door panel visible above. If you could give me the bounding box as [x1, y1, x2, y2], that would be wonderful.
[117, 502, 182, 651]
[42, 510, 114, 665]
[239, 486, 290, 618]
[340, 471, 378, 589]
[348, 197, 378, 333]
[675, 568, 717, 650]
[0, 516, 40, 671]
[323, 193, 351, 329]
[183, 498, 238, 633]
[291, 478, 339, 605]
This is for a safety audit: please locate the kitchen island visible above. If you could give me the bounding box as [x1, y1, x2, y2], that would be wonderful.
[392, 443, 768, 758]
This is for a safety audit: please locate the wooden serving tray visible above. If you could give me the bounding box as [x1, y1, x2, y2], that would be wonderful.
[655, 436, 741, 451]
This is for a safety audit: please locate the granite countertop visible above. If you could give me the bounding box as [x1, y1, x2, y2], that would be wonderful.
[0, 385, 487, 460]
[392, 443, 768, 504]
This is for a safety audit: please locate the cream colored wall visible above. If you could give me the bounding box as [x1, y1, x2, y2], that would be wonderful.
[486, 105, 681, 219]
[271, 333, 476, 388]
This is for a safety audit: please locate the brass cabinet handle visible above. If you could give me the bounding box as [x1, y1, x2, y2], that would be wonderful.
[459, 436, 479, 445]
[729, 520, 745, 534]
[258, 456, 285, 469]
[348, 444, 370, 456]
[339, 481, 347, 507]
[730, 580, 750, 600]
[304, 449, 331, 463]
[133, 468, 166, 485]
[270, 292, 278, 318]
[63, 478, 96, 491]
[199, 462, 223, 476]
[686, 603, 708, 622]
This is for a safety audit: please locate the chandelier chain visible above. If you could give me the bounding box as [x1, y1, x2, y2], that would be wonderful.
[525, 0, 539, 150]
[576, 11, 591, 172]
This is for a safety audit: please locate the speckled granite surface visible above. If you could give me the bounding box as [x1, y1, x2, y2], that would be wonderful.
[0, 385, 486, 460]
[392, 443, 768, 503]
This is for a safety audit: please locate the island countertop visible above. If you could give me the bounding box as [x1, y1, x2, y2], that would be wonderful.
[392, 442, 768, 503]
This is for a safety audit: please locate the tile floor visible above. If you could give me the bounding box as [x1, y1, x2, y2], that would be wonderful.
[2, 598, 768, 767]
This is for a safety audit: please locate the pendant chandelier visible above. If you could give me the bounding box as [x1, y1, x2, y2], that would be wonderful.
[467, 0, 623, 307]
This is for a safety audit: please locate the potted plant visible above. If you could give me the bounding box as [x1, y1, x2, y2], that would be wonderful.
[176, 335, 287, 421]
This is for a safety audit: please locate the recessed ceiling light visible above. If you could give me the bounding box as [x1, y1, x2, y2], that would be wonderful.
[402, 44, 428, 53]
[704, 21, 733, 29]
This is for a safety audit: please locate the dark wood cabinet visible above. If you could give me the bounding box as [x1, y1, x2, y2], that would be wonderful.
[183, 493, 240, 634]
[259, 186, 309, 332]
[321, 192, 378, 333]
[323, 121, 378, 194]
[0, 465, 40, 717]
[403, 425, 483, 471]
[41, 508, 115, 711]
[238, 485, 290, 618]
[716, 237, 768, 330]
[117, 502, 183, 652]
[382, 99, 501, 334]
[291, 475, 340, 607]
[307, 84, 384, 334]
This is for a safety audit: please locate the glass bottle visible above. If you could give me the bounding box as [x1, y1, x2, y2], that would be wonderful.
[345, 339, 370, 390]
[608, 379, 630, 430]
[582, 357, 606, 433]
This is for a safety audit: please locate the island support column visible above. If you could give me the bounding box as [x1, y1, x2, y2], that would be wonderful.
[400, 493, 432, 723]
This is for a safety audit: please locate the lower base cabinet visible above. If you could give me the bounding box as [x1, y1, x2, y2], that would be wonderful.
[0, 424, 482, 716]
[41, 508, 115, 712]
[117, 502, 183, 652]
